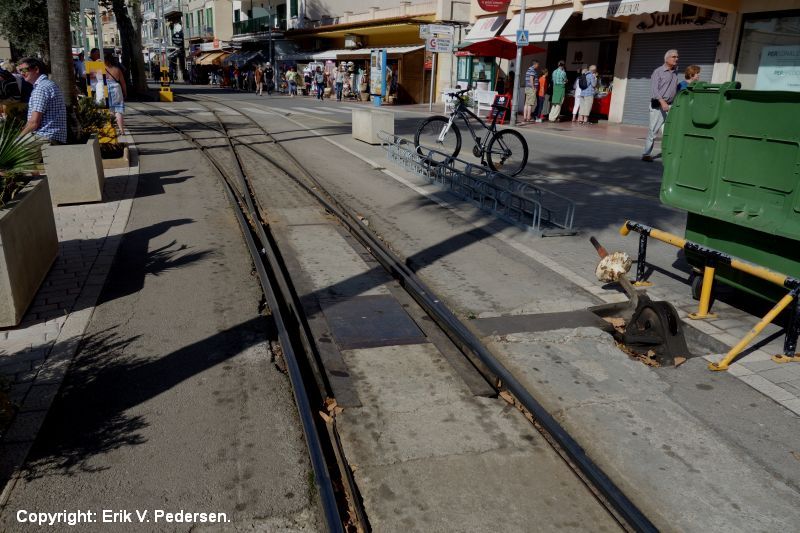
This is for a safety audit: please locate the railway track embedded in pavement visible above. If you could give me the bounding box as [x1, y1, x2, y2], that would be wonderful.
[131, 98, 657, 533]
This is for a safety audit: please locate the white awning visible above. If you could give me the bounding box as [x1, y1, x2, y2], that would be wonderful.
[582, 0, 671, 20]
[312, 49, 350, 60]
[337, 45, 425, 59]
[500, 7, 572, 42]
[464, 15, 507, 42]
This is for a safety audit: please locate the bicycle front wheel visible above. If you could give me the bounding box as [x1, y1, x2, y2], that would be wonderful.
[414, 116, 461, 159]
[486, 129, 529, 176]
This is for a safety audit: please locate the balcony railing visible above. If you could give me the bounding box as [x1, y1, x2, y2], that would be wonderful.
[187, 26, 214, 39]
[163, 0, 181, 16]
[233, 15, 285, 35]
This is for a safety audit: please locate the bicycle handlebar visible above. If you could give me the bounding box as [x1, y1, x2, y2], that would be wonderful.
[445, 88, 470, 98]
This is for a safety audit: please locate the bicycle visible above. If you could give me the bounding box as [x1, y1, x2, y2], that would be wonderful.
[414, 88, 529, 177]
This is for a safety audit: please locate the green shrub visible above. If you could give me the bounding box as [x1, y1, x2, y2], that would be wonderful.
[0, 119, 38, 207]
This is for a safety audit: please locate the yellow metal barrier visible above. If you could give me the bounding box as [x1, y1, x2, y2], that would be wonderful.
[159, 66, 173, 102]
[620, 220, 800, 370]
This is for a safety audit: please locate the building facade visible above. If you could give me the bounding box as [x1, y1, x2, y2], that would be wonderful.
[466, 0, 800, 123]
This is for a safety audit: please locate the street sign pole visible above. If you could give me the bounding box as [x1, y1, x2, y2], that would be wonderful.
[510, 0, 526, 127]
[429, 52, 436, 112]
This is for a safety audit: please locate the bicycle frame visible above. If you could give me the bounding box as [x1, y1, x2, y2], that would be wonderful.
[438, 97, 503, 154]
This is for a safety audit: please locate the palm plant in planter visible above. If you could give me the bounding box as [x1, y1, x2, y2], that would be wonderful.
[0, 119, 59, 327]
[0, 120, 39, 208]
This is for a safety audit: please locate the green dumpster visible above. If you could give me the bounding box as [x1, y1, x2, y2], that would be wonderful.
[660, 82, 800, 301]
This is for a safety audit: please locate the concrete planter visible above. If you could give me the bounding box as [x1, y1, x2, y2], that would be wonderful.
[43, 136, 105, 205]
[0, 179, 58, 326]
[352, 109, 394, 145]
[102, 144, 130, 170]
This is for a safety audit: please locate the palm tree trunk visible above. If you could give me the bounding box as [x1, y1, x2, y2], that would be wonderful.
[46, 0, 77, 104]
[112, 0, 148, 95]
[47, 0, 80, 143]
[128, 1, 149, 94]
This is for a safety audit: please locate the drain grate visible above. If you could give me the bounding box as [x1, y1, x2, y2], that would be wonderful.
[320, 295, 428, 350]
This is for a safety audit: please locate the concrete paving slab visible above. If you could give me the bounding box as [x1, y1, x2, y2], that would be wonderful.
[354, 447, 619, 533]
[490, 327, 800, 531]
[336, 342, 618, 530]
[285, 224, 389, 298]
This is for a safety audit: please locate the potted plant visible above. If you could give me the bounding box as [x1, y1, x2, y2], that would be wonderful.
[0, 120, 59, 327]
[42, 96, 108, 205]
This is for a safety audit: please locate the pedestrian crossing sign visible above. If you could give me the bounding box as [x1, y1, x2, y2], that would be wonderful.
[516, 30, 529, 47]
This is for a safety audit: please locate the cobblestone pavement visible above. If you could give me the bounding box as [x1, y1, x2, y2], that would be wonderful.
[0, 140, 139, 491]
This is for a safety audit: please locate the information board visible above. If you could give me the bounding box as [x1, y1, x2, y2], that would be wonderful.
[488, 94, 510, 124]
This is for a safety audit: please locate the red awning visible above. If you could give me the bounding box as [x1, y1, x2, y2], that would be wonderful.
[460, 37, 545, 60]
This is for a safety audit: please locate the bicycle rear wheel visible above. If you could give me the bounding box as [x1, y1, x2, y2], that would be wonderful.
[414, 116, 461, 159]
[486, 129, 528, 177]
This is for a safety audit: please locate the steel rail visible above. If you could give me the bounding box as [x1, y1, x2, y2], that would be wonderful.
[130, 103, 344, 533]
[183, 95, 657, 533]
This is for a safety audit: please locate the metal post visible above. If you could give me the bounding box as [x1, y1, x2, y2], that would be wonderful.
[509, 0, 526, 127]
[267, 1, 276, 91]
[429, 52, 436, 112]
[783, 293, 800, 357]
[95, 0, 105, 63]
[635, 231, 648, 283]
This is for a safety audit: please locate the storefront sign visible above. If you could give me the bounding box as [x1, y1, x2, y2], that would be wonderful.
[631, 11, 726, 33]
[756, 45, 800, 92]
[582, 0, 670, 20]
[566, 41, 599, 70]
[426, 37, 453, 54]
[478, 0, 510, 12]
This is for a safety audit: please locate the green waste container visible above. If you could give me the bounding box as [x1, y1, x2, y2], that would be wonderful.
[660, 82, 800, 301]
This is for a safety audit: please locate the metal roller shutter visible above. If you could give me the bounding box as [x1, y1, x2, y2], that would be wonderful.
[622, 29, 719, 125]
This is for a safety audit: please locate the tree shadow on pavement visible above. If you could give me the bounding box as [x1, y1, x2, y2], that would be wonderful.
[16, 220, 211, 330]
[18, 316, 266, 482]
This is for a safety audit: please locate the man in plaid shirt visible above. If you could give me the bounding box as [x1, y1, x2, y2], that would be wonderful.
[18, 57, 67, 144]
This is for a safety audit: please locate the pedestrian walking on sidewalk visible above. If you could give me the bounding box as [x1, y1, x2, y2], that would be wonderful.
[549, 60, 567, 122]
[578, 65, 598, 124]
[642, 49, 679, 162]
[286, 67, 298, 96]
[678, 64, 701, 92]
[534, 67, 548, 122]
[255, 65, 264, 95]
[523, 60, 539, 123]
[572, 65, 587, 122]
[334, 64, 346, 102]
[104, 55, 128, 134]
[264, 63, 274, 95]
[314, 67, 325, 100]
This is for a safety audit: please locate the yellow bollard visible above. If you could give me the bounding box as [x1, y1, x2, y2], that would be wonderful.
[709, 292, 796, 371]
[689, 264, 717, 319]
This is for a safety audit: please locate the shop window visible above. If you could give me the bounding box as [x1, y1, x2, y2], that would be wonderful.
[736, 12, 800, 91]
[457, 56, 470, 82]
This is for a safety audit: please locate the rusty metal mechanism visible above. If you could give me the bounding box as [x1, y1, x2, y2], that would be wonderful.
[590, 236, 690, 366]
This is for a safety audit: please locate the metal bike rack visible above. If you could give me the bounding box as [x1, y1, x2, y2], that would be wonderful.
[378, 131, 576, 236]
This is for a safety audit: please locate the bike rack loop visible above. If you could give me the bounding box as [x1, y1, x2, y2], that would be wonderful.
[377, 131, 577, 237]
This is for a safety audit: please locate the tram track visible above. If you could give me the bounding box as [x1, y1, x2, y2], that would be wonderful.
[130, 99, 656, 533]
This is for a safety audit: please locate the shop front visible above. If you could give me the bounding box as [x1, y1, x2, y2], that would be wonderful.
[499, 5, 572, 112]
[457, 14, 507, 91]
[556, 14, 623, 120]
[581, 0, 729, 124]
[339, 45, 425, 104]
[734, 9, 800, 91]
